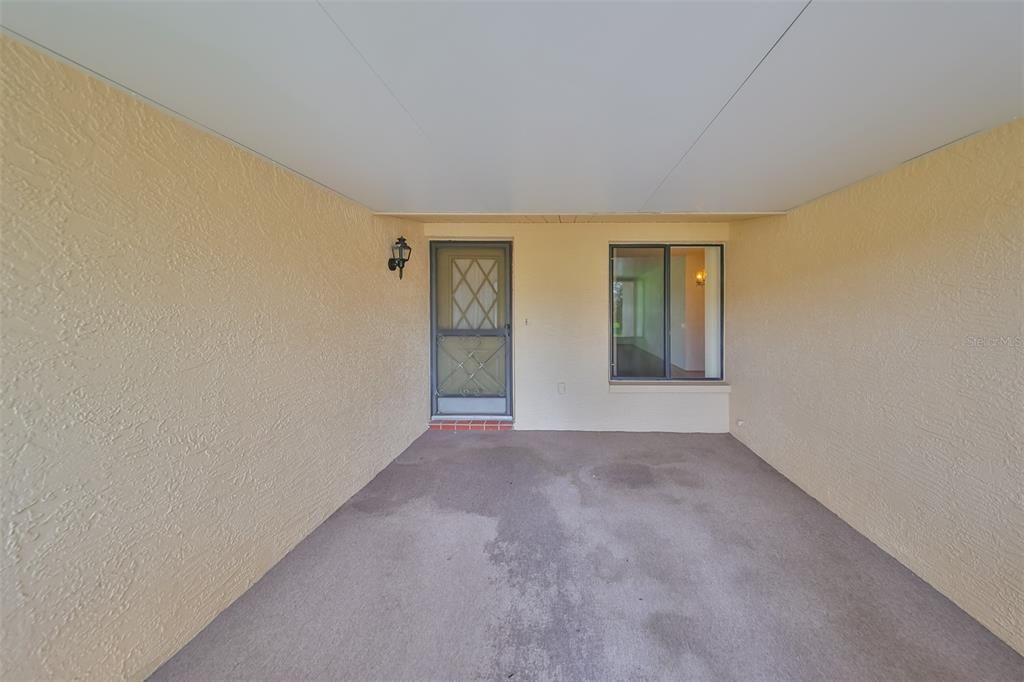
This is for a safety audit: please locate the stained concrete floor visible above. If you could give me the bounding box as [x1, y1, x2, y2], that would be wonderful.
[152, 432, 1022, 681]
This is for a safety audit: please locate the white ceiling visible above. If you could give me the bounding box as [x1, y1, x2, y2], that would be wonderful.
[2, 1, 1021, 214]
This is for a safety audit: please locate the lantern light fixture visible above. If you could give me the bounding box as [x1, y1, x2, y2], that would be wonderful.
[388, 236, 412, 279]
[695, 270, 707, 287]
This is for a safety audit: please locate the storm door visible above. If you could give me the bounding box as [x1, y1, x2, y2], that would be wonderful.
[430, 242, 512, 416]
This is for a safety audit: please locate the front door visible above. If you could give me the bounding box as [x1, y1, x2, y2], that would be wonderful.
[431, 242, 512, 416]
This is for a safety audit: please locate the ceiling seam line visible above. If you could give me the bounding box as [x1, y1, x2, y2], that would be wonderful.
[0, 27, 373, 210]
[315, 1, 433, 142]
[315, 1, 490, 213]
[638, 0, 813, 211]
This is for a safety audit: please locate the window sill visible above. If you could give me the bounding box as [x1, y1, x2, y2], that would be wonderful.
[608, 381, 731, 394]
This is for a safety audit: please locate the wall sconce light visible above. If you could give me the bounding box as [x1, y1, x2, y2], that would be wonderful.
[388, 236, 412, 279]
[695, 270, 707, 287]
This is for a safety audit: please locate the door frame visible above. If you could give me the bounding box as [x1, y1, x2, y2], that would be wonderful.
[429, 240, 513, 418]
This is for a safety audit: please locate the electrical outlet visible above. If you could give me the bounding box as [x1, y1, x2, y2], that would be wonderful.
[557, 382, 567, 395]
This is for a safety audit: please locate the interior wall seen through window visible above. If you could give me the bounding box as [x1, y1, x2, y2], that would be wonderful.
[611, 245, 722, 380]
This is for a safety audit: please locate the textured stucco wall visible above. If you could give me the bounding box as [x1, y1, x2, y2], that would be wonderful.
[0, 36, 428, 680]
[726, 119, 1024, 653]
[423, 222, 731, 432]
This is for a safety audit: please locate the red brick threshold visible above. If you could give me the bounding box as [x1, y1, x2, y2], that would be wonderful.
[428, 419, 513, 432]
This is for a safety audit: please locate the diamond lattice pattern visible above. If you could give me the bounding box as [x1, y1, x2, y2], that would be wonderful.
[437, 336, 506, 397]
[452, 258, 498, 329]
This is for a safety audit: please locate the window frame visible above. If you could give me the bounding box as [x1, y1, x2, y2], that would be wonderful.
[608, 243, 724, 382]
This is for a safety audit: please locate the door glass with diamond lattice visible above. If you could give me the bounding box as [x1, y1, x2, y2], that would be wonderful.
[432, 243, 511, 416]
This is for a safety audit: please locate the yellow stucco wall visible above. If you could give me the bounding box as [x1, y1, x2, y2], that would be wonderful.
[726, 119, 1024, 653]
[423, 222, 731, 432]
[0, 36, 429, 680]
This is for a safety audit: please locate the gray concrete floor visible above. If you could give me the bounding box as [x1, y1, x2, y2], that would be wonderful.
[153, 432, 1022, 681]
